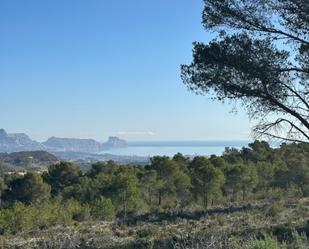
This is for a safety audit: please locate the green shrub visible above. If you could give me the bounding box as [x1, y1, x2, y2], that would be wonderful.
[286, 184, 303, 200]
[91, 197, 116, 221]
[73, 204, 91, 222]
[243, 236, 279, 249]
[255, 188, 285, 201]
[136, 226, 160, 238]
[266, 202, 284, 218]
[0, 199, 88, 235]
[0, 202, 33, 234]
[288, 231, 309, 249]
[301, 184, 309, 197]
[135, 237, 154, 249]
[216, 215, 227, 226]
[294, 203, 308, 218]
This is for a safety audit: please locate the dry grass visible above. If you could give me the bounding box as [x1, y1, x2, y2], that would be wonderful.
[2, 198, 309, 249]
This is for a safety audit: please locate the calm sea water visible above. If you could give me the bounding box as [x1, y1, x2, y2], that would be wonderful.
[103, 141, 249, 157]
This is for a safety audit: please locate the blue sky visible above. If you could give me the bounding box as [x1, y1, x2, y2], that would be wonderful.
[0, 0, 250, 142]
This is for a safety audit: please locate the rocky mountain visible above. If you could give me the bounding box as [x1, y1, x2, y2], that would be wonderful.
[43, 136, 127, 152]
[43, 137, 103, 153]
[0, 129, 44, 152]
[0, 129, 128, 153]
[102, 136, 127, 149]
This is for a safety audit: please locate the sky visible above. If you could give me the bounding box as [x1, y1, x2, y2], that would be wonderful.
[0, 0, 251, 142]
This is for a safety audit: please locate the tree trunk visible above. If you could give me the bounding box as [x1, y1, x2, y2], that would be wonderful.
[123, 191, 127, 220]
[203, 192, 208, 210]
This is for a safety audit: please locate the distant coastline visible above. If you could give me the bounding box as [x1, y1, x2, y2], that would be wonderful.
[127, 140, 250, 147]
[100, 140, 251, 157]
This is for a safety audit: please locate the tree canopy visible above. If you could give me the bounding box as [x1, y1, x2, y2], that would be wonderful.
[1, 141, 309, 235]
[181, 0, 309, 142]
[3, 172, 50, 204]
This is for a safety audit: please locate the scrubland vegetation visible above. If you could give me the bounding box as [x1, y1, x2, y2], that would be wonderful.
[0, 141, 309, 248]
[1, 0, 307, 246]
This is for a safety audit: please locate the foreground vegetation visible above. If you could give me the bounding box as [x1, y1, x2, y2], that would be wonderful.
[1, 197, 309, 248]
[0, 141, 309, 248]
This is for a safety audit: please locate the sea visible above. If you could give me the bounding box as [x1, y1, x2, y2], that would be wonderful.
[103, 140, 250, 157]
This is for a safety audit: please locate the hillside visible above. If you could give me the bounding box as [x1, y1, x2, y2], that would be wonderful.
[1, 141, 309, 248]
[0, 150, 59, 173]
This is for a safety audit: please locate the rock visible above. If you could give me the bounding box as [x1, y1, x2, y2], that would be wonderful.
[43, 137, 103, 153]
[0, 128, 128, 154]
[102, 136, 127, 150]
[0, 129, 44, 152]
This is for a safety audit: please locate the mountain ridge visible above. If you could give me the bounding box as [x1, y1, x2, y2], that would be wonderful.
[0, 129, 127, 153]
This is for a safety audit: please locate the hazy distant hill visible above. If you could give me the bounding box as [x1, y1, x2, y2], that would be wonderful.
[0, 150, 59, 173]
[102, 136, 127, 149]
[43, 136, 127, 153]
[43, 136, 103, 153]
[0, 129, 127, 153]
[0, 129, 44, 152]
